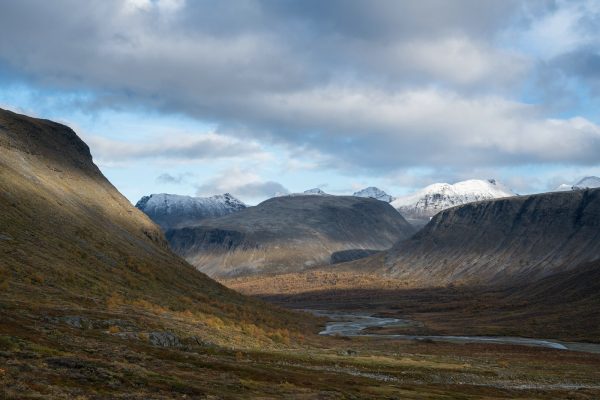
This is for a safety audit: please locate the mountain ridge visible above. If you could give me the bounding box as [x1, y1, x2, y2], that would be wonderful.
[381, 187, 600, 286]
[166, 194, 415, 277]
[353, 186, 395, 202]
[391, 178, 515, 227]
[136, 192, 246, 230]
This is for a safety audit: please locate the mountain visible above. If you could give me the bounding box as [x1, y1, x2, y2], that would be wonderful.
[0, 107, 309, 354]
[380, 188, 600, 286]
[391, 179, 515, 227]
[554, 176, 600, 192]
[303, 187, 328, 195]
[166, 195, 415, 277]
[353, 186, 395, 202]
[136, 192, 246, 230]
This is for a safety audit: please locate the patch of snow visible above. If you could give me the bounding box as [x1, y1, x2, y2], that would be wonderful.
[283, 188, 331, 197]
[136, 193, 246, 216]
[391, 179, 515, 219]
[303, 188, 328, 195]
[353, 187, 395, 203]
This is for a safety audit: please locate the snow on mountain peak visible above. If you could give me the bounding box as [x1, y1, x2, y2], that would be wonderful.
[303, 188, 328, 195]
[391, 179, 515, 224]
[136, 193, 246, 212]
[353, 187, 395, 203]
[135, 193, 247, 230]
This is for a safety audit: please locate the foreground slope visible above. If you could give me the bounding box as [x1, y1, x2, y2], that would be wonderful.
[166, 195, 415, 277]
[0, 107, 309, 346]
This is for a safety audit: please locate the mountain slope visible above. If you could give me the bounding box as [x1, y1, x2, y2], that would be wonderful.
[381, 188, 600, 286]
[0, 107, 308, 347]
[166, 195, 415, 277]
[353, 187, 395, 202]
[136, 192, 246, 230]
[391, 179, 515, 227]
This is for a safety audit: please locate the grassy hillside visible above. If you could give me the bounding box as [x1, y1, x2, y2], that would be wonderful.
[0, 107, 314, 348]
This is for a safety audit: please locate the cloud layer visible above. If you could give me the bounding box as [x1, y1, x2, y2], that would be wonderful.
[195, 167, 289, 199]
[84, 133, 265, 162]
[0, 0, 599, 187]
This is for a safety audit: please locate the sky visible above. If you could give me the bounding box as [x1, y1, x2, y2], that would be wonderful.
[0, 0, 599, 204]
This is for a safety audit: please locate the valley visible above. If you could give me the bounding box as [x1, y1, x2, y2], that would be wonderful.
[1, 107, 600, 399]
[3, 2, 600, 398]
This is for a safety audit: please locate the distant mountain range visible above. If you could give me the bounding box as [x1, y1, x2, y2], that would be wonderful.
[138, 177, 600, 233]
[135, 193, 246, 230]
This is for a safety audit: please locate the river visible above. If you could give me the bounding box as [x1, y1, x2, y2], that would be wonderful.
[307, 310, 600, 354]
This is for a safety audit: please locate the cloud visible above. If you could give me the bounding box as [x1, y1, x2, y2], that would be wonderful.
[222, 87, 600, 170]
[0, 0, 599, 184]
[195, 167, 289, 200]
[156, 172, 191, 184]
[83, 133, 265, 162]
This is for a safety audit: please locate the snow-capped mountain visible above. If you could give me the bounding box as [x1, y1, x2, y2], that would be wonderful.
[554, 176, 600, 192]
[391, 179, 515, 227]
[353, 187, 395, 203]
[303, 188, 328, 195]
[135, 193, 246, 230]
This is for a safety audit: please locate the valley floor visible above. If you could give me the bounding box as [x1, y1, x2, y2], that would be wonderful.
[2, 298, 600, 399]
[222, 263, 600, 343]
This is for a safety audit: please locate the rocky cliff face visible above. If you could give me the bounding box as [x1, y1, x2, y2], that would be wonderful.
[382, 189, 600, 286]
[166, 195, 415, 277]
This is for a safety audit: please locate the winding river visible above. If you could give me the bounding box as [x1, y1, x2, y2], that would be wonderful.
[307, 310, 600, 354]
